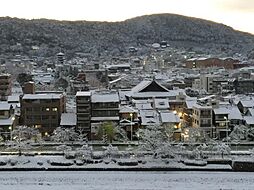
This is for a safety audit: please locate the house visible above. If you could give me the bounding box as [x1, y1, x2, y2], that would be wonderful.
[119, 105, 139, 140]
[213, 107, 230, 139]
[0, 102, 16, 140]
[237, 100, 254, 114]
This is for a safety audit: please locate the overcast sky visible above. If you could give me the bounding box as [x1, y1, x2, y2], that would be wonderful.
[1, 0, 254, 34]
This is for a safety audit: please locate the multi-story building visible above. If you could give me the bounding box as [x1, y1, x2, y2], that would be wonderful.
[0, 74, 12, 101]
[192, 103, 214, 138]
[76, 91, 91, 138]
[76, 90, 120, 139]
[185, 57, 243, 69]
[90, 90, 120, 139]
[0, 102, 16, 140]
[21, 93, 66, 136]
[234, 79, 254, 94]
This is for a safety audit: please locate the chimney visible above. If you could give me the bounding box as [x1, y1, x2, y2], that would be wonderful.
[23, 81, 35, 94]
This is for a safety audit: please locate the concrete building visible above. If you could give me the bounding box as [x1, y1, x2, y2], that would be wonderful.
[192, 103, 214, 138]
[21, 93, 66, 136]
[0, 74, 12, 101]
[76, 91, 91, 138]
[185, 57, 243, 69]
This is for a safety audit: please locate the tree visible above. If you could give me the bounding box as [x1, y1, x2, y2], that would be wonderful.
[75, 144, 93, 159]
[16, 73, 33, 87]
[229, 125, 247, 141]
[7, 125, 40, 156]
[212, 142, 231, 159]
[97, 122, 116, 143]
[51, 127, 78, 143]
[137, 125, 175, 158]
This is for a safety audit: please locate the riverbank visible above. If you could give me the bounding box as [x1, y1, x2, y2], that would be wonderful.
[0, 155, 233, 172]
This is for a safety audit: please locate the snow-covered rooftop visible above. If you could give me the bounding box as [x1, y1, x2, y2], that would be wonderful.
[213, 107, 230, 115]
[91, 91, 119, 103]
[7, 95, 20, 103]
[139, 110, 160, 126]
[76, 91, 91, 97]
[91, 116, 119, 121]
[119, 106, 138, 113]
[153, 98, 169, 109]
[0, 102, 11, 111]
[23, 94, 62, 100]
[185, 100, 197, 109]
[60, 113, 77, 126]
[0, 117, 14, 126]
[244, 116, 254, 125]
[160, 112, 180, 123]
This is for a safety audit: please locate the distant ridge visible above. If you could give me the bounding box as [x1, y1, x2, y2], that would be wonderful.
[0, 13, 253, 58]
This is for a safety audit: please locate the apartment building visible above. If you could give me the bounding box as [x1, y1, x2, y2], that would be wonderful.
[0, 74, 12, 101]
[76, 91, 91, 138]
[192, 103, 214, 138]
[21, 93, 66, 136]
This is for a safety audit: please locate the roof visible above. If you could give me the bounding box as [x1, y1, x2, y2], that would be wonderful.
[160, 112, 180, 123]
[60, 113, 76, 126]
[185, 100, 197, 109]
[91, 91, 119, 103]
[135, 103, 153, 110]
[23, 94, 62, 100]
[91, 116, 119, 121]
[154, 98, 169, 109]
[244, 116, 254, 125]
[139, 110, 160, 126]
[76, 91, 91, 97]
[228, 107, 243, 120]
[0, 102, 11, 111]
[213, 107, 230, 115]
[131, 80, 169, 93]
[238, 100, 254, 108]
[119, 106, 138, 113]
[0, 117, 14, 126]
[7, 95, 20, 103]
[247, 108, 254, 116]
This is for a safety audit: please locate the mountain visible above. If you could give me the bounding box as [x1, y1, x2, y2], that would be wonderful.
[0, 14, 253, 59]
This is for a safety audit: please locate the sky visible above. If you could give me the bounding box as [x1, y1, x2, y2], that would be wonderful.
[0, 0, 254, 34]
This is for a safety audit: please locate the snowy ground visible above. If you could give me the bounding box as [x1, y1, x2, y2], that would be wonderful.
[0, 171, 254, 190]
[0, 155, 232, 171]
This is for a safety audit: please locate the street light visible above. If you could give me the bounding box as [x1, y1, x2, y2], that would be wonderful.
[130, 113, 133, 141]
[9, 126, 12, 140]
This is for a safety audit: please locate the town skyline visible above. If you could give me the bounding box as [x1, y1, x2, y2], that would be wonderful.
[1, 0, 254, 34]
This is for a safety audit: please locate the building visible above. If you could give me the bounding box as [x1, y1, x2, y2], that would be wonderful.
[21, 93, 66, 136]
[0, 74, 12, 101]
[185, 57, 242, 69]
[57, 52, 65, 64]
[192, 103, 214, 138]
[90, 90, 120, 139]
[0, 102, 16, 140]
[76, 91, 91, 138]
[234, 79, 254, 94]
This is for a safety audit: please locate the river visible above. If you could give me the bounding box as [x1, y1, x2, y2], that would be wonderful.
[0, 171, 253, 190]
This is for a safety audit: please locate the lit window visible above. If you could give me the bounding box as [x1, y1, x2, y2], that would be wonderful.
[46, 108, 50, 111]
[52, 108, 58, 111]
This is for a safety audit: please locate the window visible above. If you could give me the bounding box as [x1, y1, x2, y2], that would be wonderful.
[46, 108, 50, 111]
[52, 108, 58, 111]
